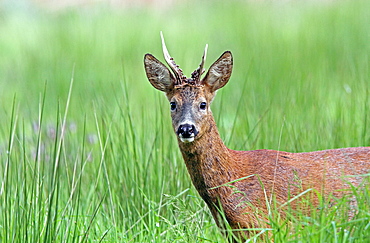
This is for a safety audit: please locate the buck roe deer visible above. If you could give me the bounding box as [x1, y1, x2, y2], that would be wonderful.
[144, 33, 370, 241]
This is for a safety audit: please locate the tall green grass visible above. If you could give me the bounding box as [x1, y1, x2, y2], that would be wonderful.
[0, 0, 369, 242]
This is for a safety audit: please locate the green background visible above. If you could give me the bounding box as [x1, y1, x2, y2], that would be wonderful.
[0, 0, 369, 242]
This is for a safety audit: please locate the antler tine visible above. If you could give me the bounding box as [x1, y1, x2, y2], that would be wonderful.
[160, 32, 183, 84]
[191, 44, 208, 84]
[198, 44, 208, 78]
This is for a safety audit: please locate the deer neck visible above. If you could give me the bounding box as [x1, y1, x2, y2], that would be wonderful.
[177, 115, 234, 197]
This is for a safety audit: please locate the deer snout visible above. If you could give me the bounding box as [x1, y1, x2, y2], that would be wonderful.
[177, 124, 199, 143]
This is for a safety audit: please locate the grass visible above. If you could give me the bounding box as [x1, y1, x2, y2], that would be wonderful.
[0, 0, 370, 242]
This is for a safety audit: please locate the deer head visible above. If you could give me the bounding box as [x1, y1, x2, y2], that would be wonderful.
[144, 33, 233, 143]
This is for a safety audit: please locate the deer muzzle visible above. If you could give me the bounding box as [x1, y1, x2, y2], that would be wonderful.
[177, 124, 199, 143]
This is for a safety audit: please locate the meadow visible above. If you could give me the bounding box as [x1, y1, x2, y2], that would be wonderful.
[0, 0, 369, 242]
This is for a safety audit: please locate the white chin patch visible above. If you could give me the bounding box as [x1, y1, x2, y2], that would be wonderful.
[179, 136, 195, 143]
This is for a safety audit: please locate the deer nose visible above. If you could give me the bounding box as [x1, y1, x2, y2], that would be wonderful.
[177, 124, 198, 139]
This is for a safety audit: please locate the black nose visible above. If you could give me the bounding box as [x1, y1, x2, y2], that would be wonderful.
[177, 124, 198, 138]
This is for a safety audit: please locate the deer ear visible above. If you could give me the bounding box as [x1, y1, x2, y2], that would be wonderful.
[144, 54, 175, 92]
[201, 51, 233, 92]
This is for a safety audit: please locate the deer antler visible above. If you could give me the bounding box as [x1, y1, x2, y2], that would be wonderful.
[160, 32, 185, 85]
[191, 44, 208, 84]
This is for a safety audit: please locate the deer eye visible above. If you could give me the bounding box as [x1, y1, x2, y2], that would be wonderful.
[170, 102, 176, 111]
[200, 102, 207, 110]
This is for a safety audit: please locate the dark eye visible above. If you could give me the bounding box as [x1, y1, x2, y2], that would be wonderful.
[200, 102, 207, 110]
[170, 102, 176, 111]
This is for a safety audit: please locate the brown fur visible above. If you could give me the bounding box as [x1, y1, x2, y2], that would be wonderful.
[179, 112, 369, 239]
[144, 50, 370, 241]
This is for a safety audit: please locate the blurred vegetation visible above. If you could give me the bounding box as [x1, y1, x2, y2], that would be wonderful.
[0, 0, 369, 242]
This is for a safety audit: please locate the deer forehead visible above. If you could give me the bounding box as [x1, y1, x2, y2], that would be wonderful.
[169, 85, 211, 103]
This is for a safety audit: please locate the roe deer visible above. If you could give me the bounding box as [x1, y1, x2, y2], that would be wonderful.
[143, 33, 370, 241]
